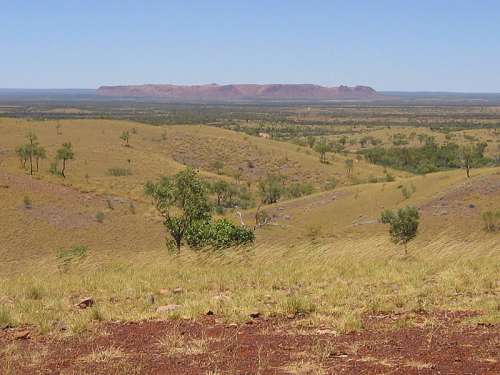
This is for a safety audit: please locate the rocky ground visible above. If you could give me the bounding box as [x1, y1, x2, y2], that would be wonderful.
[1, 311, 498, 374]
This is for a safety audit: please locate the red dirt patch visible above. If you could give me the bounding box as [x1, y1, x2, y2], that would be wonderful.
[1, 312, 498, 374]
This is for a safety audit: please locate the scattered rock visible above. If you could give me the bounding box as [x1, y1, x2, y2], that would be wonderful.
[156, 304, 181, 314]
[14, 330, 30, 340]
[249, 311, 260, 319]
[172, 287, 183, 294]
[53, 320, 67, 332]
[75, 297, 94, 309]
[316, 328, 338, 335]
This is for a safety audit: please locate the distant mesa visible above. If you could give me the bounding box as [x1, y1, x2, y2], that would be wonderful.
[96, 83, 378, 101]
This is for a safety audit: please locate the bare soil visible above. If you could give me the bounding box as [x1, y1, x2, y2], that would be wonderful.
[1, 312, 498, 374]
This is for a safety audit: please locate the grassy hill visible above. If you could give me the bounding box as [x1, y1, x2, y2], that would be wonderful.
[0, 116, 499, 340]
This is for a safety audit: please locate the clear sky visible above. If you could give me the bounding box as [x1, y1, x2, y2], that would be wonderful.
[2, 1, 500, 92]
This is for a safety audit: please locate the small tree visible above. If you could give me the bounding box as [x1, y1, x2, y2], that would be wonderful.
[306, 136, 316, 149]
[461, 145, 474, 178]
[145, 169, 211, 251]
[15, 145, 29, 169]
[258, 174, 284, 204]
[212, 180, 230, 206]
[380, 206, 420, 255]
[26, 132, 38, 175]
[345, 159, 354, 177]
[33, 145, 47, 172]
[314, 138, 330, 163]
[56, 142, 74, 178]
[211, 160, 224, 175]
[120, 131, 130, 147]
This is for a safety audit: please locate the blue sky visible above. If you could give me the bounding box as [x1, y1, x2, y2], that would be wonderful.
[2, 1, 499, 91]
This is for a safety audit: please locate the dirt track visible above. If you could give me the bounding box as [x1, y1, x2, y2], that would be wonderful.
[1, 312, 498, 374]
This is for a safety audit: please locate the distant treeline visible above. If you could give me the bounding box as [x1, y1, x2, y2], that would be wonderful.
[361, 142, 494, 174]
[1, 101, 500, 130]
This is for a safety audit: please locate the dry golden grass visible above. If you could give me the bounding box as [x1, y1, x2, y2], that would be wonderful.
[0, 233, 498, 335]
[79, 346, 126, 363]
[157, 325, 212, 356]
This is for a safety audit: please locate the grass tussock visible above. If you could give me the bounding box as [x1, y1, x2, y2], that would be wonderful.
[0, 235, 498, 335]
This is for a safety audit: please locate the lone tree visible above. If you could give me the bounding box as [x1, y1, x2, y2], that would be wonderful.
[212, 180, 230, 207]
[211, 160, 224, 175]
[380, 206, 420, 255]
[120, 130, 130, 147]
[258, 174, 284, 204]
[345, 159, 354, 177]
[314, 138, 331, 163]
[26, 132, 38, 175]
[145, 168, 211, 251]
[56, 142, 74, 178]
[461, 144, 474, 178]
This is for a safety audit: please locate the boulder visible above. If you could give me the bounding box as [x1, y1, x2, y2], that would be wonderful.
[75, 297, 94, 309]
[14, 330, 30, 340]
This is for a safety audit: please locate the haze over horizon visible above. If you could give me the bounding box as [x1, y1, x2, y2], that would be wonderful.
[2, 1, 500, 92]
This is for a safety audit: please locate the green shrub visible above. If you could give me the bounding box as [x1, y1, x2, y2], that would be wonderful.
[324, 178, 337, 190]
[49, 161, 60, 175]
[57, 245, 88, 270]
[186, 219, 255, 249]
[287, 183, 314, 198]
[96, 211, 105, 223]
[25, 285, 44, 300]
